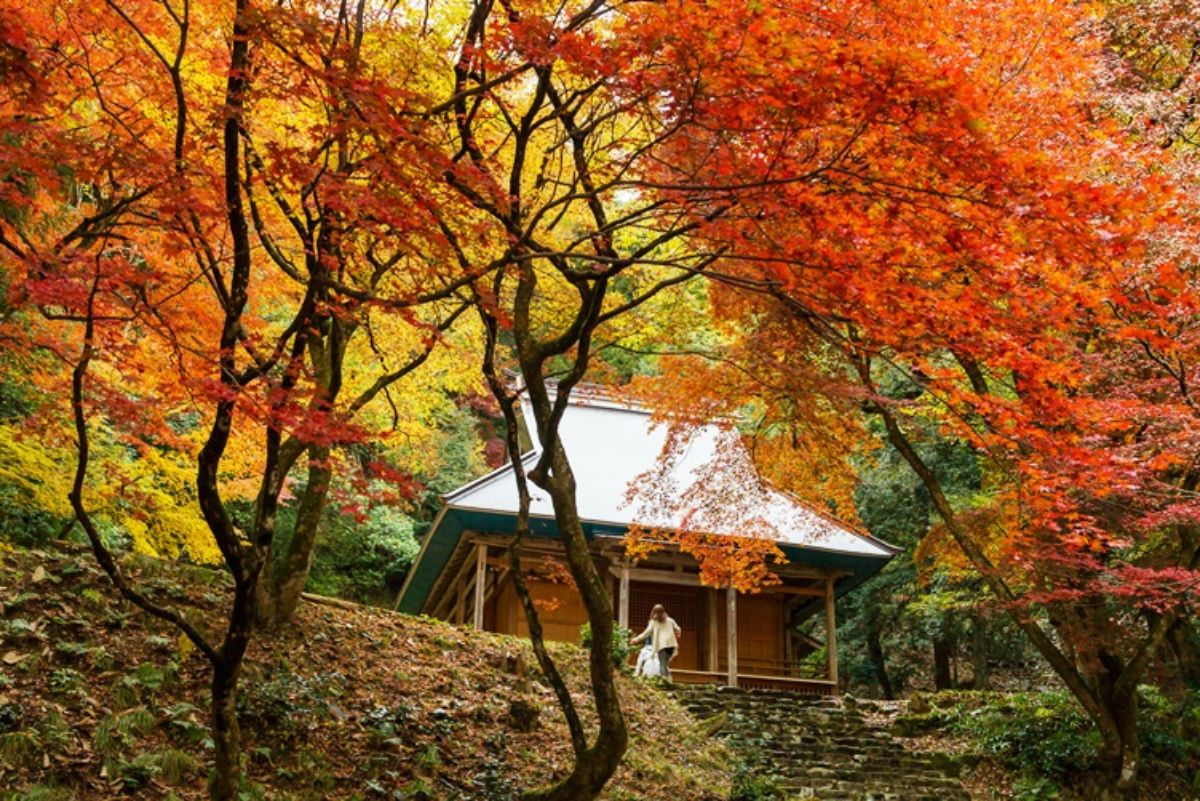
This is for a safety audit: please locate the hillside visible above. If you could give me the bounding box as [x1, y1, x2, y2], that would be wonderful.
[0, 544, 730, 801]
[4, 542, 1197, 801]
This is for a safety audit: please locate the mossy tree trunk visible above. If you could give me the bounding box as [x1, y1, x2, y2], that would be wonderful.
[256, 443, 332, 629]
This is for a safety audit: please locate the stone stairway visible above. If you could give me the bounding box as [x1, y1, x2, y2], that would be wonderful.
[670, 685, 970, 801]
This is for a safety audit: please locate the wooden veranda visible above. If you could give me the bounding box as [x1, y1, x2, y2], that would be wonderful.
[427, 533, 842, 694]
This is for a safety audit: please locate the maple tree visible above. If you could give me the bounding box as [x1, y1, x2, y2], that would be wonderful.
[405, 1, 1139, 796]
[620, 0, 1198, 794]
[0, 0, 474, 795]
[230, 0, 475, 630]
[2, 0, 1198, 798]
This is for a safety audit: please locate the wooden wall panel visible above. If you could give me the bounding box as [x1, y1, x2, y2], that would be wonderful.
[488, 579, 782, 677]
[737, 593, 783, 670]
[494, 579, 589, 644]
[716, 591, 784, 674]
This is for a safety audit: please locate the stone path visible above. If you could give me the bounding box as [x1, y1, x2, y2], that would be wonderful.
[671, 685, 970, 801]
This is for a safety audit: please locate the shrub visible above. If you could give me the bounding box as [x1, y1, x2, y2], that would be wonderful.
[363, 703, 417, 744]
[579, 622, 632, 669]
[304, 505, 420, 604]
[728, 762, 786, 801]
[47, 668, 87, 699]
[949, 691, 1100, 779]
[237, 666, 343, 740]
[1012, 775, 1061, 801]
[1138, 686, 1200, 767]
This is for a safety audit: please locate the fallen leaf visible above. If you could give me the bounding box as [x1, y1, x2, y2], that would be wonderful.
[177, 632, 194, 662]
[2, 650, 27, 665]
[32, 566, 48, 582]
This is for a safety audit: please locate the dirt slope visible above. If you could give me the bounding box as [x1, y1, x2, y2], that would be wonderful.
[0, 544, 730, 800]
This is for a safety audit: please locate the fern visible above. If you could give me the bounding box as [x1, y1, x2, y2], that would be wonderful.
[93, 715, 120, 754]
[110, 676, 140, 710]
[13, 786, 74, 801]
[119, 707, 157, 738]
[158, 747, 199, 785]
[0, 729, 41, 769]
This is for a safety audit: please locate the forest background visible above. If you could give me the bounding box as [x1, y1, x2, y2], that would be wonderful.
[1, 0, 1199, 799]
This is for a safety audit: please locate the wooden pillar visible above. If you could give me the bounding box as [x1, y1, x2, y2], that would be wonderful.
[726, 587, 738, 687]
[618, 561, 630, 631]
[825, 577, 839, 688]
[454, 581, 465, 625]
[782, 596, 793, 671]
[707, 588, 719, 672]
[473, 543, 487, 630]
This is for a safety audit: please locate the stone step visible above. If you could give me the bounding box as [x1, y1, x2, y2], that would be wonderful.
[670, 686, 970, 801]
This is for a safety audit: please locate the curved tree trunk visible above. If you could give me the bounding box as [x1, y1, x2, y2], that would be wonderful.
[255, 445, 332, 629]
[472, 260, 629, 799]
[1111, 691, 1140, 794]
[856, 357, 1170, 792]
[253, 299, 459, 631]
[521, 439, 627, 801]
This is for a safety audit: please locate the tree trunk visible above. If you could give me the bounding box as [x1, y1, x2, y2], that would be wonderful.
[1166, 621, 1200, 689]
[523, 439, 628, 801]
[256, 446, 331, 629]
[1092, 689, 1140, 799]
[933, 635, 953, 691]
[210, 666, 242, 801]
[863, 375, 1172, 794]
[866, 617, 895, 699]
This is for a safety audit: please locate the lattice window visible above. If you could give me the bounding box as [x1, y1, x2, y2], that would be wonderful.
[628, 581, 698, 632]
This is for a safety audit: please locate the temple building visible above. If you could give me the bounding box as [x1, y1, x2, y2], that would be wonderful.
[395, 388, 896, 693]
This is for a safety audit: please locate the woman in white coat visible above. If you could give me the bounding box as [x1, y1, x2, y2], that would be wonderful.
[631, 604, 682, 681]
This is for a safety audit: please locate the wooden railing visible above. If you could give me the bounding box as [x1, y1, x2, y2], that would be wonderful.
[667, 656, 836, 694]
[671, 667, 837, 695]
[705, 656, 830, 681]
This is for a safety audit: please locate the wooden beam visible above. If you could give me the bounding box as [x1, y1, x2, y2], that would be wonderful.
[726, 587, 738, 688]
[773, 584, 828, 597]
[608, 565, 703, 588]
[484, 555, 550, 572]
[774, 564, 851, 580]
[609, 565, 832, 594]
[473, 543, 487, 630]
[431, 539, 483, 619]
[825, 577, 839, 689]
[618, 561, 630, 631]
[707, 588, 719, 672]
[472, 533, 573, 554]
[484, 567, 510, 607]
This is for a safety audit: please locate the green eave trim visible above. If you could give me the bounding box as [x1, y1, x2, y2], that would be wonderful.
[396, 507, 892, 615]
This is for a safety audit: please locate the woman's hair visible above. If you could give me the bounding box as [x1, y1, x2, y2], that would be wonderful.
[650, 604, 666, 622]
